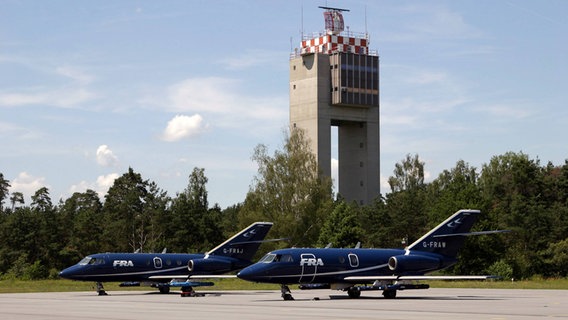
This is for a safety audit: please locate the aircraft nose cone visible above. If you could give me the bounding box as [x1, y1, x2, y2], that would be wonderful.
[58, 266, 78, 279]
[237, 267, 255, 281]
[58, 269, 69, 279]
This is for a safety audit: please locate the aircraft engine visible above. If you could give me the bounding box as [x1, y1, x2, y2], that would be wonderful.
[187, 258, 233, 273]
[388, 255, 440, 273]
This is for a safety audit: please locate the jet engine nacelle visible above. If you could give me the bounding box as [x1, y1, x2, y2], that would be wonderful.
[188, 258, 233, 274]
[388, 255, 441, 273]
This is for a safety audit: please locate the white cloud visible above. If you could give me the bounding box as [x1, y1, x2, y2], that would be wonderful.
[331, 158, 338, 193]
[56, 66, 94, 85]
[390, 4, 483, 42]
[69, 173, 119, 199]
[0, 87, 96, 108]
[218, 50, 281, 70]
[166, 77, 287, 128]
[9, 172, 49, 199]
[161, 114, 206, 142]
[96, 145, 119, 167]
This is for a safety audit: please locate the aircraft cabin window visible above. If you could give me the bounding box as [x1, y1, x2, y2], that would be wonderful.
[89, 258, 98, 265]
[280, 254, 293, 262]
[153, 257, 163, 269]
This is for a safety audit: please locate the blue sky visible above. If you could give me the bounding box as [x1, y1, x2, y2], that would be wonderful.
[1, 1, 566, 208]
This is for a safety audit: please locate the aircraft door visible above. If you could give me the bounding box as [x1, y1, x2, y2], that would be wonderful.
[299, 253, 318, 283]
[348, 253, 359, 268]
[153, 257, 163, 269]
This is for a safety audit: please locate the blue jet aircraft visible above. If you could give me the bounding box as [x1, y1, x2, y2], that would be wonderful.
[237, 209, 506, 300]
[60, 221, 273, 295]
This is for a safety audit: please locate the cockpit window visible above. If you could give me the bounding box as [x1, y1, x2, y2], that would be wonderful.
[258, 253, 276, 263]
[78, 257, 92, 265]
[79, 256, 104, 265]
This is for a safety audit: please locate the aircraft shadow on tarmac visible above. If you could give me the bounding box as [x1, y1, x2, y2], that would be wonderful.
[328, 295, 504, 301]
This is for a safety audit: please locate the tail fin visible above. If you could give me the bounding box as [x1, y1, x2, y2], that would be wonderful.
[206, 222, 273, 262]
[407, 209, 481, 258]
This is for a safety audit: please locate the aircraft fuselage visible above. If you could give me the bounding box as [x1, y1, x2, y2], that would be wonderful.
[237, 248, 454, 285]
[59, 252, 247, 283]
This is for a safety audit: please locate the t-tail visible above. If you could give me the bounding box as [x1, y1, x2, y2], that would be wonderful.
[206, 222, 274, 262]
[407, 209, 482, 258]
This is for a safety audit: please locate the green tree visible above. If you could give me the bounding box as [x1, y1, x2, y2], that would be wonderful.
[9, 191, 24, 211]
[101, 168, 149, 252]
[58, 190, 103, 265]
[478, 152, 550, 278]
[385, 154, 427, 245]
[31, 187, 53, 213]
[0, 173, 10, 213]
[142, 181, 171, 253]
[425, 160, 482, 225]
[359, 197, 396, 248]
[317, 201, 364, 248]
[238, 128, 334, 248]
[168, 167, 218, 252]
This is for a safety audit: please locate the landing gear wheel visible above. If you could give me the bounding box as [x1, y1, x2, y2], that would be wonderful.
[96, 282, 108, 296]
[283, 293, 295, 301]
[180, 286, 195, 297]
[347, 287, 361, 298]
[280, 285, 294, 301]
[159, 286, 170, 294]
[383, 290, 397, 299]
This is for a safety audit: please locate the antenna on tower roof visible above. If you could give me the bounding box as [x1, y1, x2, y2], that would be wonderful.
[319, 6, 349, 35]
[318, 6, 350, 12]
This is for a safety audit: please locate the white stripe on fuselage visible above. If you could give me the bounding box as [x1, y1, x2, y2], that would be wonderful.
[74, 265, 188, 278]
[261, 263, 390, 279]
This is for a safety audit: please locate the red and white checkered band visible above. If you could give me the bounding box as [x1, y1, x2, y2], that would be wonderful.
[301, 35, 368, 55]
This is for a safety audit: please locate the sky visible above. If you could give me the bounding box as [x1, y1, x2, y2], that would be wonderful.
[1, 0, 567, 209]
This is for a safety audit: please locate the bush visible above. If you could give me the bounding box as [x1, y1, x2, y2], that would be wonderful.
[486, 260, 514, 280]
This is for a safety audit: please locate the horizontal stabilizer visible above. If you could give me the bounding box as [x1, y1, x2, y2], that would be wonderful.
[433, 230, 511, 238]
[229, 238, 290, 246]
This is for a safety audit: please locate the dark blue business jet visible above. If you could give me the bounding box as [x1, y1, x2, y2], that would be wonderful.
[238, 209, 506, 300]
[60, 222, 273, 295]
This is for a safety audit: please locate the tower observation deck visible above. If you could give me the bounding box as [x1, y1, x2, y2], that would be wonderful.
[290, 7, 380, 205]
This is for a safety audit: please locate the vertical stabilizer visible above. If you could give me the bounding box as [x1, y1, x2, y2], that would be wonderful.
[206, 222, 273, 262]
[407, 209, 481, 258]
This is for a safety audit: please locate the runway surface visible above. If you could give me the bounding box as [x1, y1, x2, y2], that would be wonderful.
[1, 288, 567, 319]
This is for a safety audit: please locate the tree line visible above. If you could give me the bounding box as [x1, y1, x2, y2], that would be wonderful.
[1, 129, 567, 280]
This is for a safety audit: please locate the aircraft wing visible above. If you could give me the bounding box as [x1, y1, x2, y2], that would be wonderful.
[148, 275, 190, 280]
[343, 275, 498, 281]
[188, 275, 237, 279]
[148, 274, 237, 281]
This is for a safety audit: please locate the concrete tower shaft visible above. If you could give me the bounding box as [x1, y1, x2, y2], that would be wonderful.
[289, 8, 379, 205]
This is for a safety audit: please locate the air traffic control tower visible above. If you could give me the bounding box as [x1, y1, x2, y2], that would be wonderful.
[290, 7, 380, 205]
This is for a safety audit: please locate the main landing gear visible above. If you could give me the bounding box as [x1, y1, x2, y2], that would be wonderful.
[280, 285, 294, 300]
[347, 287, 361, 298]
[180, 286, 196, 297]
[96, 282, 107, 295]
[382, 289, 397, 299]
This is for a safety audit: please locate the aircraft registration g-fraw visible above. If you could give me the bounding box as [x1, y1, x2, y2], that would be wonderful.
[237, 209, 508, 300]
[59, 222, 274, 296]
